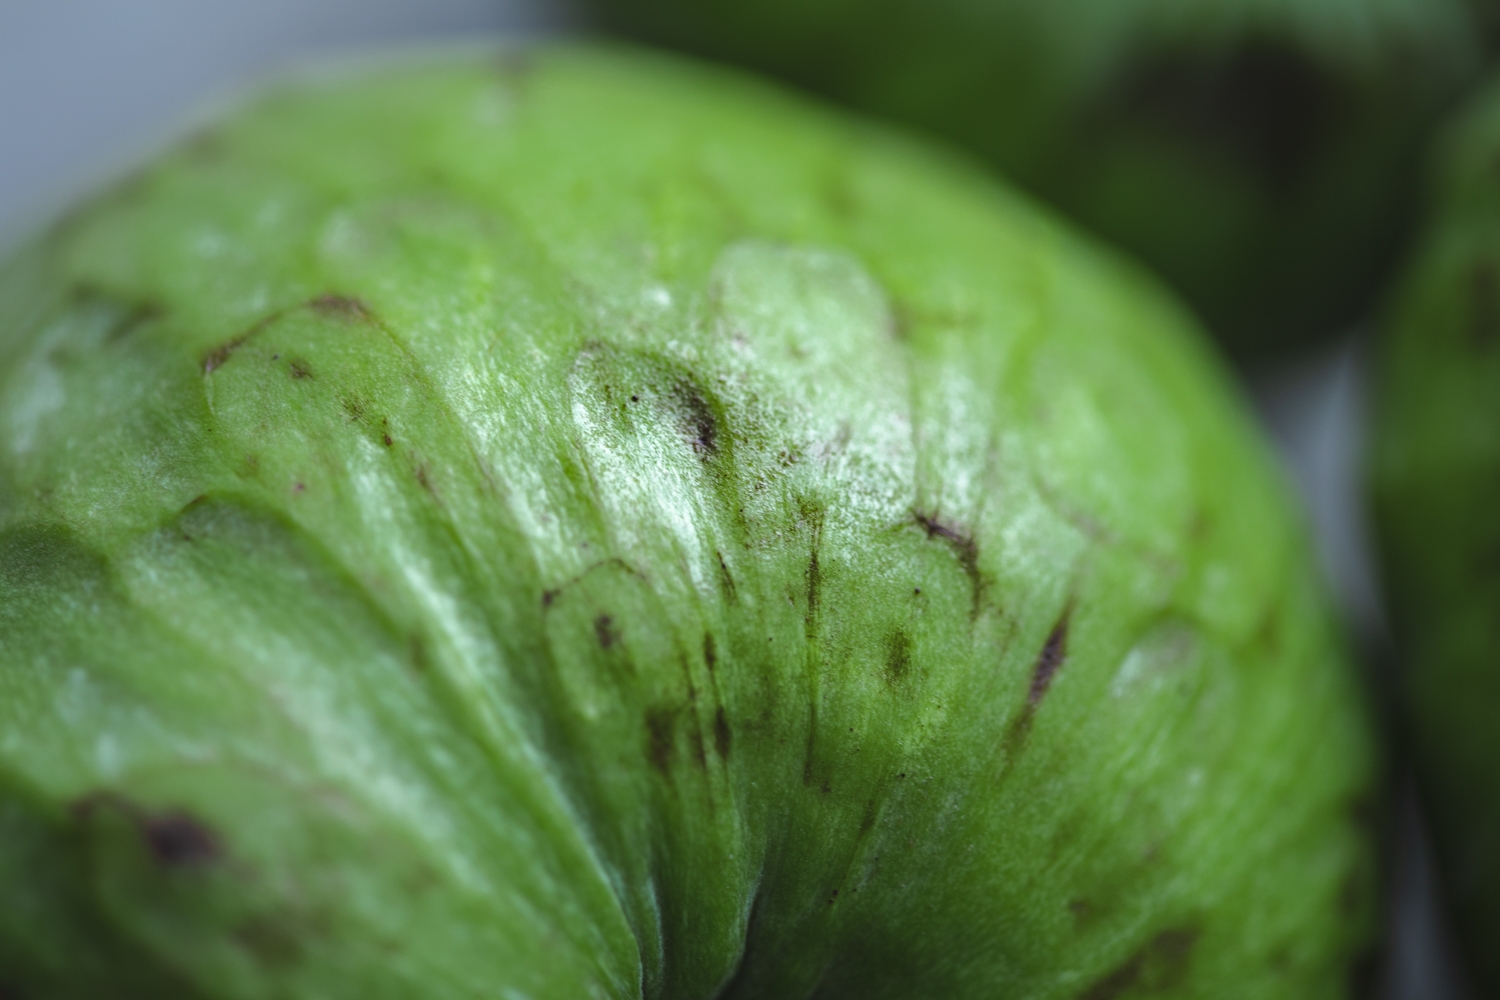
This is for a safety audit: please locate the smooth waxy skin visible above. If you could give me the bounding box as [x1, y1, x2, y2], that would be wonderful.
[0, 47, 1373, 999]
[590, 0, 1483, 354]
[1373, 77, 1500, 997]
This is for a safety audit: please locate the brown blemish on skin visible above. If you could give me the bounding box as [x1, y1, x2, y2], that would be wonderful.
[802, 704, 820, 787]
[1079, 926, 1201, 1000]
[716, 550, 739, 603]
[414, 464, 434, 495]
[885, 630, 912, 685]
[689, 725, 708, 769]
[913, 510, 985, 616]
[714, 706, 732, 759]
[645, 706, 676, 776]
[541, 558, 646, 610]
[800, 498, 827, 640]
[594, 614, 620, 649]
[72, 793, 221, 868]
[1002, 608, 1074, 756]
[309, 294, 373, 322]
[1029, 611, 1071, 705]
[288, 359, 313, 380]
[673, 379, 719, 459]
[203, 334, 250, 373]
[702, 632, 717, 671]
[202, 309, 286, 373]
[142, 813, 221, 867]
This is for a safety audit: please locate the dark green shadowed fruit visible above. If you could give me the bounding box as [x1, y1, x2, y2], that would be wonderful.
[588, 0, 1485, 356]
[1372, 75, 1500, 997]
[0, 45, 1373, 999]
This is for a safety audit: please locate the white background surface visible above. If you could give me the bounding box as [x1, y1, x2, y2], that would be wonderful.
[0, 1, 1475, 995]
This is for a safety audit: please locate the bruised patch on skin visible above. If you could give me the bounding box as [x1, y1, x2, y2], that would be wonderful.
[885, 629, 912, 685]
[72, 792, 222, 868]
[1003, 608, 1074, 756]
[646, 705, 676, 776]
[309, 294, 374, 323]
[912, 510, 984, 617]
[1079, 925, 1201, 1000]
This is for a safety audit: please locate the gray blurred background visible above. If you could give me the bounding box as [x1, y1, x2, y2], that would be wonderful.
[0, 1, 1473, 995]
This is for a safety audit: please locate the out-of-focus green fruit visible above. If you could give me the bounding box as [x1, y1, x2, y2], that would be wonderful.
[1373, 74, 1500, 997]
[0, 45, 1374, 999]
[588, 0, 1486, 356]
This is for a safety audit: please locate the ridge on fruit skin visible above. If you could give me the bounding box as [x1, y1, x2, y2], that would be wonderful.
[0, 44, 1374, 999]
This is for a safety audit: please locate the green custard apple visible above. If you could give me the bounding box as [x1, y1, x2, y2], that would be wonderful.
[0, 45, 1374, 999]
[1372, 73, 1500, 997]
[588, 0, 1486, 355]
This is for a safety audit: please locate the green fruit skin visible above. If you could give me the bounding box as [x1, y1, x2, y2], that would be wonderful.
[0, 45, 1374, 1000]
[588, 0, 1484, 356]
[1373, 73, 1500, 998]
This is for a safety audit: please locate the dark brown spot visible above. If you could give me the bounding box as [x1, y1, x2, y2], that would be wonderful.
[1080, 926, 1201, 1000]
[885, 630, 912, 685]
[703, 631, 717, 671]
[716, 550, 739, 603]
[382, 434, 394, 447]
[645, 706, 675, 776]
[801, 498, 826, 640]
[201, 309, 286, 373]
[913, 510, 984, 617]
[689, 725, 708, 769]
[1114, 40, 1339, 198]
[143, 812, 221, 867]
[414, 464, 434, 495]
[828, 888, 840, 904]
[594, 614, 620, 649]
[72, 792, 221, 868]
[802, 704, 820, 787]
[714, 706, 732, 760]
[1029, 612, 1071, 705]
[288, 359, 313, 380]
[203, 335, 250, 374]
[309, 294, 373, 322]
[340, 395, 366, 422]
[673, 379, 719, 459]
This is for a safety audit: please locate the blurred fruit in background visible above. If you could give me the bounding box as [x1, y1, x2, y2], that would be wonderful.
[587, 0, 1488, 358]
[1373, 71, 1500, 997]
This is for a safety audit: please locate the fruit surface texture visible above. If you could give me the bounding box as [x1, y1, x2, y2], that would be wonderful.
[0, 46, 1373, 999]
[1373, 75, 1500, 997]
[591, 0, 1484, 353]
